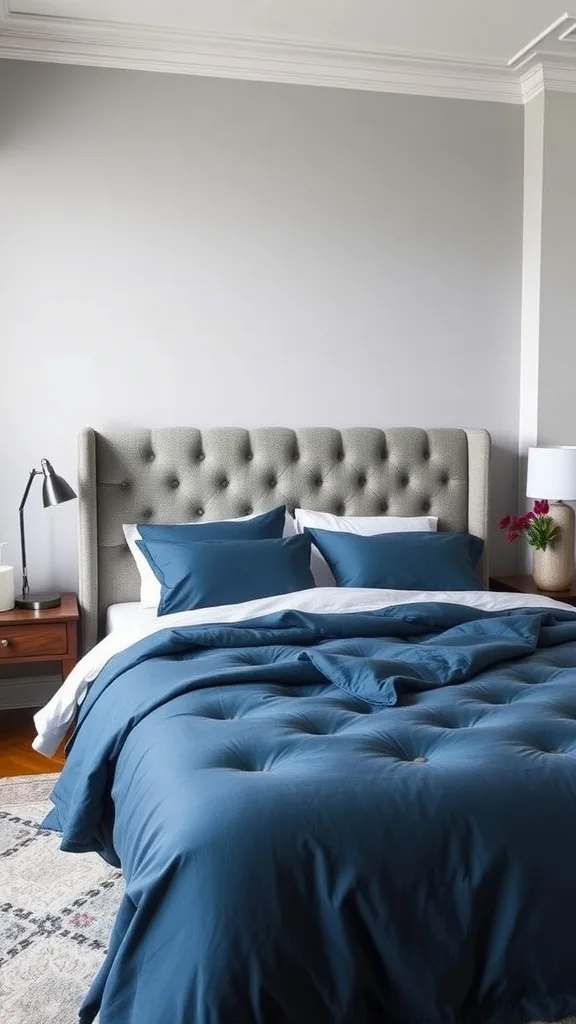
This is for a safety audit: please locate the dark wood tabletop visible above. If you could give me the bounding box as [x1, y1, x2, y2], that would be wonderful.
[0, 592, 78, 625]
[490, 574, 576, 603]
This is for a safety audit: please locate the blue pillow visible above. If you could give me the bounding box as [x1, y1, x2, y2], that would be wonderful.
[138, 505, 286, 545]
[136, 534, 315, 615]
[304, 529, 484, 592]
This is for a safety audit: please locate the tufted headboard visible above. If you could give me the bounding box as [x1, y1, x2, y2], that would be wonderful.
[78, 427, 490, 651]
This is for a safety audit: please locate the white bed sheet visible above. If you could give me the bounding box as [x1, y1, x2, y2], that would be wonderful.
[35, 587, 576, 758]
[106, 602, 159, 635]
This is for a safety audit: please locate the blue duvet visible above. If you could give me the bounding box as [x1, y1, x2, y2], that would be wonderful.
[44, 603, 576, 1024]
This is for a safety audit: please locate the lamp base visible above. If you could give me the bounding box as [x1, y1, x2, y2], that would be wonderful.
[15, 593, 62, 610]
[532, 501, 575, 592]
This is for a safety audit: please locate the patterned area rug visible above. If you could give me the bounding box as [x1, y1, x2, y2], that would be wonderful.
[0, 773, 122, 1024]
[1, 773, 575, 1024]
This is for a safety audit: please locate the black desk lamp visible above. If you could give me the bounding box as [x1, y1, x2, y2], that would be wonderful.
[15, 458, 77, 610]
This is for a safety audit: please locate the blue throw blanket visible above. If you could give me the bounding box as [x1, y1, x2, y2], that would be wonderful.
[45, 603, 576, 1024]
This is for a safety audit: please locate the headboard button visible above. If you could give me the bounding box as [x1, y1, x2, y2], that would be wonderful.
[220, 478, 229, 489]
[422, 500, 431, 512]
[171, 479, 180, 489]
[400, 475, 409, 487]
[246, 453, 253, 462]
[196, 507, 204, 517]
[197, 453, 205, 462]
[358, 474, 366, 487]
[147, 452, 155, 463]
[268, 477, 277, 488]
[121, 481, 130, 490]
[440, 473, 449, 485]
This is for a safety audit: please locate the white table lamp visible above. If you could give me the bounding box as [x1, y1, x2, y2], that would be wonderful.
[526, 446, 576, 591]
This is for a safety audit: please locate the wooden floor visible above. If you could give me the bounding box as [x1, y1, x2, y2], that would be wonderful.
[0, 708, 64, 776]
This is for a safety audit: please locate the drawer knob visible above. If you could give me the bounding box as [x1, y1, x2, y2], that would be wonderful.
[1, 638, 9, 647]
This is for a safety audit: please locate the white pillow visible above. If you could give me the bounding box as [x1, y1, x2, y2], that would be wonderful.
[124, 511, 296, 609]
[293, 510, 438, 587]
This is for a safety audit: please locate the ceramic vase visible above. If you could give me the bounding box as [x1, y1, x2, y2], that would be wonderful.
[532, 501, 575, 592]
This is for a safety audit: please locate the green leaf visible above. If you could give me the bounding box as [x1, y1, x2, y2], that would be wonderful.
[526, 515, 560, 552]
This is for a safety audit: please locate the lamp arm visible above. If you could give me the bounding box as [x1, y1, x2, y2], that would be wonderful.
[18, 469, 41, 597]
[18, 469, 41, 514]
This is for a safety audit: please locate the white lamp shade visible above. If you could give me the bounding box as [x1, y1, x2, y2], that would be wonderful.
[526, 446, 576, 500]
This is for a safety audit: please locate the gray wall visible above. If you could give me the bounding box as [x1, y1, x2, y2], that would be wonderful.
[538, 91, 576, 445]
[0, 60, 523, 592]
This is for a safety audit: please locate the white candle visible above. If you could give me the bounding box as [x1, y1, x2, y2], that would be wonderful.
[0, 565, 14, 612]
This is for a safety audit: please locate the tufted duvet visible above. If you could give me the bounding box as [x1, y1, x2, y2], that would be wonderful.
[42, 593, 576, 1024]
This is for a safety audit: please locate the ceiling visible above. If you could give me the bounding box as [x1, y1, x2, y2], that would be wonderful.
[2, 1, 571, 61]
[1, 1, 576, 104]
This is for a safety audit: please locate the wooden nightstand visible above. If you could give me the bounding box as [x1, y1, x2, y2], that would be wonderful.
[0, 593, 79, 680]
[490, 575, 576, 607]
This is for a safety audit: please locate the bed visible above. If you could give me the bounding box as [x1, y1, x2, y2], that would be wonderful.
[37, 427, 576, 1024]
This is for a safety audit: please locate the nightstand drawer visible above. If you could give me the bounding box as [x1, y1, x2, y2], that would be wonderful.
[0, 623, 68, 659]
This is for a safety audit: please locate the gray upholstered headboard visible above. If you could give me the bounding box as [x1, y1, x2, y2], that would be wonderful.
[78, 427, 490, 652]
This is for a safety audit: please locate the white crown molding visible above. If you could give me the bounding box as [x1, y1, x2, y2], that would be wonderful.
[1, 3, 576, 106]
[520, 60, 576, 103]
[509, 12, 574, 69]
[514, 13, 576, 102]
[0, 4, 522, 104]
[510, 12, 576, 83]
[540, 60, 576, 94]
[521, 64, 545, 104]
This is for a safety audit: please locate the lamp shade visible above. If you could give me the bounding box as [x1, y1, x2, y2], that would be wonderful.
[40, 459, 76, 508]
[526, 446, 576, 500]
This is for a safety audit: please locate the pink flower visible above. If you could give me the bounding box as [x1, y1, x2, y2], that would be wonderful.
[506, 531, 520, 543]
[524, 510, 535, 521]
[533, 499, 549, 516]
[499, 515, 511, 530]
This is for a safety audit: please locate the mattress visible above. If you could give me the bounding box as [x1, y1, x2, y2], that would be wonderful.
[105, 602, 158, 634]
